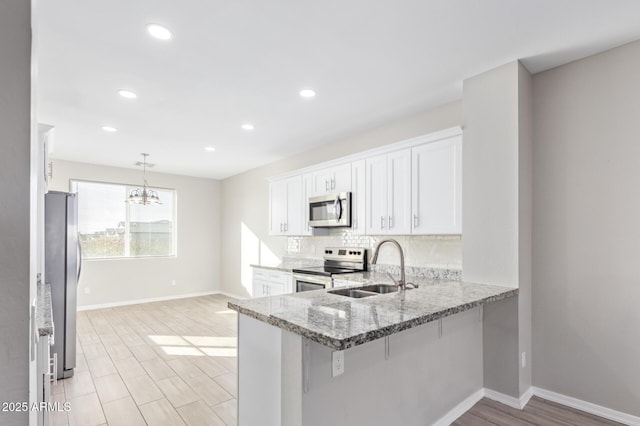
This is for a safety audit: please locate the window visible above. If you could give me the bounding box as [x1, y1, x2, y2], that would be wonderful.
[71, 180, 176, 259]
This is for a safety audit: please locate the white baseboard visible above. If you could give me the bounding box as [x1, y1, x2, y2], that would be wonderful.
[77, 291, 220, 311]
[215, 290, 249, 300]
[484, 388, 533, 410]
[484, 389, 522, 409]
[519, 387, 534, 408]
[435, 385, 639, 426]
[433, 388, 485, 426]
[532, 387, 640, 426]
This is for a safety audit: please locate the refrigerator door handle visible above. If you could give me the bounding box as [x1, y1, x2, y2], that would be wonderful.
[77, 240, 82, 282]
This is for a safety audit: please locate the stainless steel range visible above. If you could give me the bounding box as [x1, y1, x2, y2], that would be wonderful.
[292, 247, 367, 292]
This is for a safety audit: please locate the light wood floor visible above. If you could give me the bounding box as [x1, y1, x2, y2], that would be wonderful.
[52, 294, 238, 426]
[454, 396, 625, 426]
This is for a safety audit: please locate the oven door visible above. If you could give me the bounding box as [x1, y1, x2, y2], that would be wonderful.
[308, 192, 351, 228]
[294, 273, 332, 292]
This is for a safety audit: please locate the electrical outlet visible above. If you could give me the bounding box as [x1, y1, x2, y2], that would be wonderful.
[521, 351, 526, 368]
[84, 287, 90, 294]
[332, 350, 344, 377]
[171, 279, 176, 286]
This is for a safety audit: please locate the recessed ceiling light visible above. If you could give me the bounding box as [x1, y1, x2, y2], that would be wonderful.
[205, 146, 216, 152]
[146, 24, 172, 40]
[241, 123, 255, 131]
[299, 89, 316, 98]
[118, 90, 137, 99]
[102, 126, 117, 132]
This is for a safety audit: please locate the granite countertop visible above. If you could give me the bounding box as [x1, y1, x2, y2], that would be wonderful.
[37, 281, 54, 337]
[228, 280, 518, 351]
[250, 257, 323, 272]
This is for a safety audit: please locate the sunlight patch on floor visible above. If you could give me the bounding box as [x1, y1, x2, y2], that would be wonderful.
[149, 334, 238, 357]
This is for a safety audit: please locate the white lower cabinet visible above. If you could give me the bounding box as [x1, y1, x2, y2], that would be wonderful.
[252, 268, 293, 297]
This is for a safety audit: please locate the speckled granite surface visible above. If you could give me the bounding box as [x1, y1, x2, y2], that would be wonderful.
[250, 257, 323, 272]
[368, 264, 461, 281]
[252, 257, 461, 280]
[229, 280, 518, 350]
[37, 281, 54, 337]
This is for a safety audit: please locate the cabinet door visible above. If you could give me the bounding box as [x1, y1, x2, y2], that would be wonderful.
[301, 173, 313, 235]
[351, 160, 366, 234]
[269, 180, 287, 235]
[253, 279, 269, 298]
[411, 136, 462, 234]
[311, 168, 334, 195]
[366, 154, 388, 234]
[331, 163, 352, 193]
[267, 282, 286, 296]
[387, 149, 412, 234]
[285, 176, 303, 235]
[311, 164, 351, 195]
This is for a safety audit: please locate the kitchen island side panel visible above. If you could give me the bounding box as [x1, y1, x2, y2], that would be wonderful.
[237, 315, 282, 426]
[300, 307, 483, 426]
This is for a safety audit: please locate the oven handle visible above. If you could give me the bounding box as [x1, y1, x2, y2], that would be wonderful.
[293, 273, 332, 287]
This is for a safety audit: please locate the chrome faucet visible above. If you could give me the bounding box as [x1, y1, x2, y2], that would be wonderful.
[371, 239, 407, 291]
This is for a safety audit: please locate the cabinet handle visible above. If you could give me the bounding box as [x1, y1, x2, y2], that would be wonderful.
[381, 216, 385, 229]
[331, 178, 335, 190]
[389, 216, 393, 228]
[325, 180, 329, 191]
[413, 214, 418, 228]
[280, 223, 283, 232]
[284, 222, 288, 232]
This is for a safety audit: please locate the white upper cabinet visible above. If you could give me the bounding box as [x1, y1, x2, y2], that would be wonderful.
[269, 175, 303, 235]
[411, 135, 462, 234]
[311, 163, 351, 196]
[301, 173, 313, 235]
[350, 159, 366, 234]
[268, 127, 462, 237]
[366, 149, 411, 234]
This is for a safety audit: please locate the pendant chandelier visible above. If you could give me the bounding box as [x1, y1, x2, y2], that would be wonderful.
[127, 153, 161, 205]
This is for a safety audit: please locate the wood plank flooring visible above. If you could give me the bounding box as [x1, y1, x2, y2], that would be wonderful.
[454, 396, 625, 426]
[54, 294, 623, 425]
[53, 294, 238, 426]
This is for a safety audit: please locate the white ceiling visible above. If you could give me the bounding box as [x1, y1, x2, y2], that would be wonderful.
[37, 0, 640, 180]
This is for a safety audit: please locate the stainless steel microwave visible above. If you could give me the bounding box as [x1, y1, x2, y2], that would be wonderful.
[308, 192, 351, 228]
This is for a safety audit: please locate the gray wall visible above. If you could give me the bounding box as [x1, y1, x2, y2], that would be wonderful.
[532, 39, 640, 416]
[462, 61, 533, 398]
[49, 160, 222, 308]
[0, 1, 31, 424]
[517, 62, 533, 395]
[220, 102, 462, 297]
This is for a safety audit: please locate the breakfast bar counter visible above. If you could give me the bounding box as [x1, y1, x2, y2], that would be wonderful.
[229, 279, 517, 350]
[229, 278, 518, 426]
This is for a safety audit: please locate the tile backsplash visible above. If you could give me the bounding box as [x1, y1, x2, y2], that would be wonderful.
[286, 229, 461, 270]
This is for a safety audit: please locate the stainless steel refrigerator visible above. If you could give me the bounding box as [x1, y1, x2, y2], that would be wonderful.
[45, 191, 81, 379]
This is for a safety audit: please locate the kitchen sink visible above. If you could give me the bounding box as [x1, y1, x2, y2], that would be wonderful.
[329, 284, 401, 298]
[329, 288, 377, 298]
[358, 284, 399, 294]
